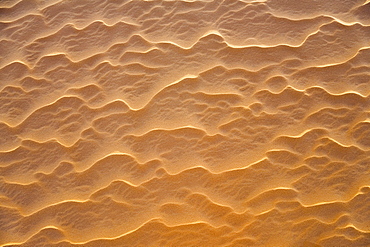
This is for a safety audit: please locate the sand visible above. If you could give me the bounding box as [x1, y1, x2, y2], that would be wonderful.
[0, 0, 370, 246]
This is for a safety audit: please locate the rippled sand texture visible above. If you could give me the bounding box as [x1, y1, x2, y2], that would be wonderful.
[1, 0, 370, 246]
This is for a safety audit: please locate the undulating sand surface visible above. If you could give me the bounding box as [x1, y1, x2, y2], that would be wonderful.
[1, 0, 370, 246]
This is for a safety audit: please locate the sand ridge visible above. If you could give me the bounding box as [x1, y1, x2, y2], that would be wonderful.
[1, 0, 370, 246]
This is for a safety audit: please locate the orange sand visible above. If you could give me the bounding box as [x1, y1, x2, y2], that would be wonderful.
[1, 0, 370, 246]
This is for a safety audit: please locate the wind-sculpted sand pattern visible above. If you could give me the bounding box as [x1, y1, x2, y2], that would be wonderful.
[1, 0, 370, 246]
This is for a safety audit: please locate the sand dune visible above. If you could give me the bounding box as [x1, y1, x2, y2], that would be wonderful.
[1, 0, 370, 246]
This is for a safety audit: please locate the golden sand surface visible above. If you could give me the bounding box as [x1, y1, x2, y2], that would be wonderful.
[1, 0, 370, 246]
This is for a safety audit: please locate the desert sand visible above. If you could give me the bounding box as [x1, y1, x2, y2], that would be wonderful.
[0, 0, 370, 246]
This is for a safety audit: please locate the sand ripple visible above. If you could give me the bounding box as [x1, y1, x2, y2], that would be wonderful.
[1, 0, 370, 246]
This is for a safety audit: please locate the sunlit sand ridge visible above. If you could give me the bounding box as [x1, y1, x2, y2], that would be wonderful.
[1, 0, 370, 246]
